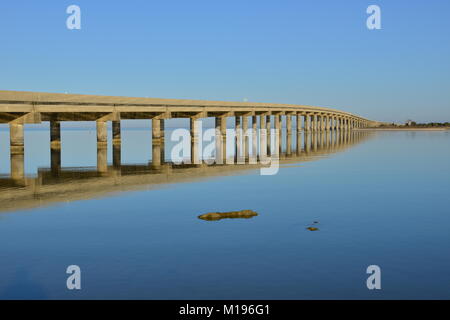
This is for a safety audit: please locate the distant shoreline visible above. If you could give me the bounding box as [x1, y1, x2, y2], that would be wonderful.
[357, 127, 450, 131]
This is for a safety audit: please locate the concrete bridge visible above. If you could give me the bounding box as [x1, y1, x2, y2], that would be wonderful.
[0, 130, 373, 213]
[0, 90, 378, 160]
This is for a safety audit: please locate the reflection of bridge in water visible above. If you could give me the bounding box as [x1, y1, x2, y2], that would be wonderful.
[0, 130, 373, 213]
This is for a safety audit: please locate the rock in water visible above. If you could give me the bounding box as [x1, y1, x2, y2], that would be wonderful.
[198, 210, 258, 221]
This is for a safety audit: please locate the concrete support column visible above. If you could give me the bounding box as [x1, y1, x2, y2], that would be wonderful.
[252, 115, 258, 161]
[296, 114, 302, 154]
[215, 117, 222, 164]
[95, 120, 108, 174]
[286, 114, 292, 155]
[152, 118, 165, 167]
[50, 119, 61, 175]
[190, 118, 200, 165]
[10, 153, 25, 181]
[260, 115, 267, 159]
[51, 147, 61, 175]
[296, 114, 302, 134]
[112, 120, 121, 144]
[97, 145, 108, 174]
[266, 115, 271, 155]
[274, 114, 281, 156]
[96, 121, 107, 146]
[50, 120, 61, 149]
[304, 114, 311, 132]
[235, 116, 242, 161]
[242, 115, 249, 160]
[10, 123, 24, 155]
[312, 114, 317, 132]
[325, 116, 330, 131]
[113, 144, 121, 168]
[218, 116, 227, 163]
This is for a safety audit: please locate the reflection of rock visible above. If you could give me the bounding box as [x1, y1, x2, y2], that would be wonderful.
[198, 210, 258, 221]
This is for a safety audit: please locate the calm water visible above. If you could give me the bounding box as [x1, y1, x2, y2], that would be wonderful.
[0, 126, 449, 299]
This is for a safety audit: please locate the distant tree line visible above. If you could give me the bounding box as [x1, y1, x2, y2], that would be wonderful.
[380, 121, 450, 128]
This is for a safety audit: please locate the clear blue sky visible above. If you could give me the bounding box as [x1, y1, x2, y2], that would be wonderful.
[1, 0, 449, 123]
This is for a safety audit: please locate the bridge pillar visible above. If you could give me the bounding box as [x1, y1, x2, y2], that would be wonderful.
[152, 118, 165, 167]
[312, 114, 317, 132]
[286, 114, 292, 155]
[274, 114, 281, 156]
[10, 123, 24, 155]
[296, 114, 302, 134]
[50, 119, 61, 149]
[214, 116, 227, 164]
[112, 143, 121, 168]
[95, 121, 108, 174]
[260, 115, 267, 159]
[112, 120, 121, 145]
[97, 144, 108, 174]
[242, 115, 249, 160]
[10, 153, 25, 181]
[214, 117, 222, 164]
[266, 115, 271, 155]
[297, 127, 302, 155]
[189, 118, 200, 165]
[49, 118, 61, 175]
[304, 114, 310, 132]
[252, 115, 258, 162]
[51, 147, 61, 175]
[96, 121, 107, 146]
[235, 116, 242, 162]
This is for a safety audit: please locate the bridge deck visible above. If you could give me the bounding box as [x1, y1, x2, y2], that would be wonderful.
[0, 90, 371, 122]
